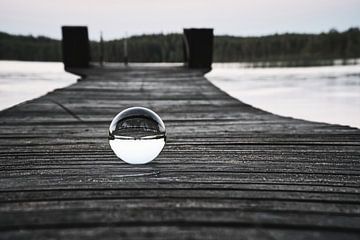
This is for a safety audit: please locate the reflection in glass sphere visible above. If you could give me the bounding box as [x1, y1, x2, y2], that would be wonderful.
[108, 107, 166, 164]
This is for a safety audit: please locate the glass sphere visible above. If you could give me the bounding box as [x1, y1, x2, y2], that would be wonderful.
[108, 107, 166, 164]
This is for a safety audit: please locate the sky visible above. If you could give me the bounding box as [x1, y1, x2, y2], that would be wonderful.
[0, 0, 359, 40]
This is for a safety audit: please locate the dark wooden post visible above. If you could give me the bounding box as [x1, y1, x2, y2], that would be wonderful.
[183, 28, 214, 70]
[124, 36, 128, 66]
[61, 26, 90, 69]
[99, 31, 104, 67]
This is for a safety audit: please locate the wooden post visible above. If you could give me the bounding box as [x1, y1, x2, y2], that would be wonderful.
[183, 28, 213, 70]
[61, 26, 90, 68]
[99, 31, 104, 67]
[124, 33, 128, 66]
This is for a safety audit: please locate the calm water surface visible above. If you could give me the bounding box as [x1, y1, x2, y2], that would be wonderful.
[207, 64, 360, 128]
[0, 61, 76, 110]
[0, 61, 359, 128]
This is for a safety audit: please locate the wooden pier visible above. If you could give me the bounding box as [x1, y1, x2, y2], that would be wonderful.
[0, 64, 359, 239]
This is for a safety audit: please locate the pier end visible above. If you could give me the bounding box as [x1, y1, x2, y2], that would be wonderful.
[183, 28, 214, 71]
[61, 26, 90, 73]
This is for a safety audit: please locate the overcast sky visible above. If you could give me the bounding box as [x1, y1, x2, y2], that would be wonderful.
[0, 0, 359, 40]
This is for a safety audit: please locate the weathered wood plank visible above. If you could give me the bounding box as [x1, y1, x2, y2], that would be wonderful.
[0, 65, 359, 239]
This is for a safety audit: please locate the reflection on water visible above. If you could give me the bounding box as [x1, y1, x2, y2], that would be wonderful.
[212, 58, 360, 68]
[207, 64, 360, 128]
[0, 60, 76, 110]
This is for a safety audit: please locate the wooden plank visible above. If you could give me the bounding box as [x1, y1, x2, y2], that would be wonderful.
[0, 65, 359, 239]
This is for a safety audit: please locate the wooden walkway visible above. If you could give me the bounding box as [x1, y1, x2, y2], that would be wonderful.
[0, 65, 359, 239]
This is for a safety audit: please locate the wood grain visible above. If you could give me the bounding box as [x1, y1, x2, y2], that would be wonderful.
[0, 65, 359, 239]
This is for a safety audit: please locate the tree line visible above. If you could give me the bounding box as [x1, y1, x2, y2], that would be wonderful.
[0, 32, 61, 61]
[0, 28, 359, 63]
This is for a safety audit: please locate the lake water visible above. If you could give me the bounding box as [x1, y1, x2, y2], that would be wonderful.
[207, 63, 360, 128]
[0, 61, 77, 110]
[0, 61, 359, 128]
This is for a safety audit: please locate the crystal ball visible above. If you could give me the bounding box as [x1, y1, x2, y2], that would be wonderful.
[108, 107, 166, 164]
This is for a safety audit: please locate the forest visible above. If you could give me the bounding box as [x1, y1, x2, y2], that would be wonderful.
[0, 28, 359, 64]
